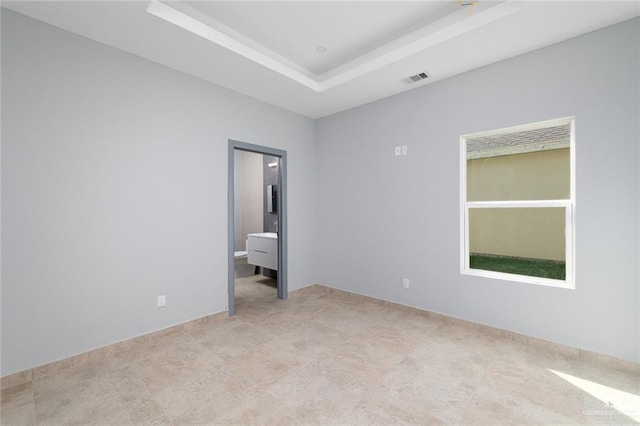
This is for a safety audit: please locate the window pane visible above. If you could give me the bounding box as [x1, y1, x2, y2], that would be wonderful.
[467, 148, 570, 201]
[468, 207, 566, 280]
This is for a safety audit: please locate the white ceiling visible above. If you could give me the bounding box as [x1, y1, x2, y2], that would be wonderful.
[3, 1, 640, 119]
[184, 1, 458, 75]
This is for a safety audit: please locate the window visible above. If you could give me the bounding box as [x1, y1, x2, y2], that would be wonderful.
[460, 117, 575, 288]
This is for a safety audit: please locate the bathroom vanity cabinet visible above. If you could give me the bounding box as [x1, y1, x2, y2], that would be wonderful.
[247, 233, 278, 271]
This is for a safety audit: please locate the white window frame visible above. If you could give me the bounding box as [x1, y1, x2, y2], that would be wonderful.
[460, 117, 575, 289]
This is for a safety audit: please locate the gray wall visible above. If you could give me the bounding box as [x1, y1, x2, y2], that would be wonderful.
[263, 155, 279, 233]
[1, 9, 317, 376]
[233, 150, 243, 250]
[638, 25, 640, 364]
[240, 151, 264, 248]
[316, 18, 639, 362]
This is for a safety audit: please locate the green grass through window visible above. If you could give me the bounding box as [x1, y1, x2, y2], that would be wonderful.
[470, 254, 565, 280]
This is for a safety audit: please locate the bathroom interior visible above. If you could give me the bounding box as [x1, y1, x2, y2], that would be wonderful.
[233, 149, 279, 299]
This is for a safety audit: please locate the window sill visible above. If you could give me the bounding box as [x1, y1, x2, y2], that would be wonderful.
[461, 267, 575, 289]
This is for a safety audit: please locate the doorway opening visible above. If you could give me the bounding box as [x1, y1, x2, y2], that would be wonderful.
[228, 140, 287, 316]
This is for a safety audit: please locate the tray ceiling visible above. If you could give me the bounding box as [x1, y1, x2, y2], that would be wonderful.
[3, 1, 639, 118]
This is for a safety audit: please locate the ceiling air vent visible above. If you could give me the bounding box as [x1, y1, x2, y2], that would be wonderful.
[403, 72, 429, 85]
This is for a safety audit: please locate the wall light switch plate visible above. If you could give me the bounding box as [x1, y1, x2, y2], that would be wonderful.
[158, 295, 166, 308]
[395, 146, 402, 156]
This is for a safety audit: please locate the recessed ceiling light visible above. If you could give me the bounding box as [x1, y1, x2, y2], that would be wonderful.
[315, 46, 327, 54]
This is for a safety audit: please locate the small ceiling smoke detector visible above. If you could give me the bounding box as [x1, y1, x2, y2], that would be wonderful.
[402, 72, 430, 85]
[315, 45, 327, 53]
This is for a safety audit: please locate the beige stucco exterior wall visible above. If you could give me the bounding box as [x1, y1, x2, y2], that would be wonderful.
[467, 148, 569, 261]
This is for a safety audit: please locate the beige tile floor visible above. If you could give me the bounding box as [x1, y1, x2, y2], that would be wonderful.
[1, 275, 639, 425]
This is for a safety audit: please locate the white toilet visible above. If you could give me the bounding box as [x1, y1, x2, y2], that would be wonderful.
[234, 240, 255, 278]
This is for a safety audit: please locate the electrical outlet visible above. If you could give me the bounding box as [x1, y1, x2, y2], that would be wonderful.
[402, 278, 410, 289]
[157, 295, 166, 308]
[401, 145, 408, 156]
